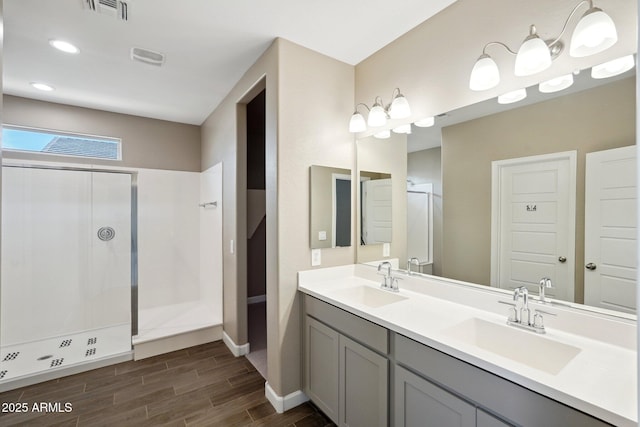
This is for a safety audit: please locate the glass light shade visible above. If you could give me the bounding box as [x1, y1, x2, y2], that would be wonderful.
[389, 94, 411, 119]
[349, 112, 367, 133]
[469, 54, 500, 91]
[414, 116, 435, 127]
[539, 74, 574, 93]
[373, 129, 391, 139]
[514, 35, 551, 76]
[392, 124, 412, 134]
[367, 104, 387, 127]
[570, 8, 617, 58]
[498, 88, 527, 104]
[591, 55, 635, 79]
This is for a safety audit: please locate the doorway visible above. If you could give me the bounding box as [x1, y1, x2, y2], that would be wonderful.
[245, 89, 267, 378]
[490, 151, 577, 301]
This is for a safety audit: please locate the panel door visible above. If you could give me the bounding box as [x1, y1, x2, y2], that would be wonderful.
[584, 145, 637, 313]
[394, 365, 475, 427]
[491, 152, 576, 301]
[362, 178, 392, 244]
[304, 316, 340, 424]
[339, 334, 388, 427]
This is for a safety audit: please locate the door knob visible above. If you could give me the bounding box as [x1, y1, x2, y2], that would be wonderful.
[558, 256, 567, 263]
[585, 263, 597, 271]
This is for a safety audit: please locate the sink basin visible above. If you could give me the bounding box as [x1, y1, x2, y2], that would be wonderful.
[331, 285, 408, 308]
[445, 318, 581, 375]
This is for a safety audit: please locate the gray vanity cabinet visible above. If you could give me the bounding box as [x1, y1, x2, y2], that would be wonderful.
[303, 295, 389, 427]
[394, 365, 475, 427]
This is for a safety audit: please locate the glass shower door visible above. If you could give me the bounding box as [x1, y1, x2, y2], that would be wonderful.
[1, 167, 132, 383]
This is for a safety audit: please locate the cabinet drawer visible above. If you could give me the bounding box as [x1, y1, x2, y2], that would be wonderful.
[304, 294, 388, 355]
[394, 333, 610, 427]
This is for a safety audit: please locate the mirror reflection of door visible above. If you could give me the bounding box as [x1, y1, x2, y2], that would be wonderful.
[491, 152, 577, 301]
[584, 145, 637, 314]
[360, 173, 392, 245]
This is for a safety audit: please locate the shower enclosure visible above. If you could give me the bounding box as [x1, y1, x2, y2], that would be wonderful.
[0, 166, 134, 388]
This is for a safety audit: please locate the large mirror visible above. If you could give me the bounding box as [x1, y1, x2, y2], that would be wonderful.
[358, 68, 636, 316]
[309, 165, 352, 249]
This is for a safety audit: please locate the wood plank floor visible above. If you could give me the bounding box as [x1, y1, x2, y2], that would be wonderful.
[0, 340, 335, 426]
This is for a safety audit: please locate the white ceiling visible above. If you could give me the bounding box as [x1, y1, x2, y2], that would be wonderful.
[3, 0, 457, 125]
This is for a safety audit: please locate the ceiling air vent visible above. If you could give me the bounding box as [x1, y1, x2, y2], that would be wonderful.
[84, 0, 129, 21]
[131, 47, 165, 67]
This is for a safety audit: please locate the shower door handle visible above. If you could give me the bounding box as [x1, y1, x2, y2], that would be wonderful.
[97, 227, 116, 241]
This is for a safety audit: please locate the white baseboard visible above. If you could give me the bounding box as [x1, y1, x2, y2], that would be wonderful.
[265, 382, 309, 413]
[223, 331, 250, 357]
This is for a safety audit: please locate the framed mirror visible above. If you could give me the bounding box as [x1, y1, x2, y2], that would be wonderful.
[309, 165, 352, 249]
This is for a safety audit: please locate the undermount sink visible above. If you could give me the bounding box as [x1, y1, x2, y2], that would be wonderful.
[445, 318, 581, 375]
[331, 285, 408, 308]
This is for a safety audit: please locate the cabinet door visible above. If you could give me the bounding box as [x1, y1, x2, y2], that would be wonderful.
[477, 409, 513, 427]
[394, 365, 475, 427]
[339, 335, 388, 427]
[304, 316, 340, 424]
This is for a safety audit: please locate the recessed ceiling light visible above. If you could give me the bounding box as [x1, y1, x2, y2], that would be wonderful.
[30, 82, 55, 91]
[49, 39, 80, 54]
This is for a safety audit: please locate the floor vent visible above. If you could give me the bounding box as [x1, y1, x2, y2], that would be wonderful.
[59, 339, 72, 348]
[0, 370, 7, 379]
[50, 358, 64, 368]
[86, 348, 97, 357]
[87, 337, 98, 345]
[2, 352, 19, 362]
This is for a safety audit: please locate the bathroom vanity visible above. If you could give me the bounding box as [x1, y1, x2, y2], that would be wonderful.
[298, 264, 636, 427]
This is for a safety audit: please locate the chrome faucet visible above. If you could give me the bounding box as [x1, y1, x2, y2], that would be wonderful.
[377, 261, 400, 292]
[538, 277, 553, 303]
[407, 257, 420, 275]
[500, 285, 556, 334]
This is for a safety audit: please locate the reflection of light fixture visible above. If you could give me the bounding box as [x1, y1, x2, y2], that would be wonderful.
[539, 73, 574, 93]
[498, 88, 527, 104]
[469, 0, 617, 91]
[392, 124, 412, 134]
[414, 116, 435, 127]
[30, 82, 55, 91]
[349, 88, 411, 133]
[591, 55, 635, 79]
[374, 129, 391, 139]
[49, 39, 80, 54]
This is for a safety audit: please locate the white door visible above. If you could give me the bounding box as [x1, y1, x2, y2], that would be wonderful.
[584, 145, 636, 313]
[491, 152, 576, 301]
[362, 178, 392, 244]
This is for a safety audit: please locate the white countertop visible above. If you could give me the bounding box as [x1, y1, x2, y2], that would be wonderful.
[298, 264, 637, 427]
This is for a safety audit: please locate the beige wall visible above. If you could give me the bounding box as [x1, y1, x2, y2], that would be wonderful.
[201, 38, 355, 397]
[442, 77, 636, 302]
[3, 95, 201, 171]
[407, 147, 442, 275]
[357, 134, 407, 263]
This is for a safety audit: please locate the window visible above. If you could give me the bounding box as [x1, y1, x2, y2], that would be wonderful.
[2, 125, 121, 160]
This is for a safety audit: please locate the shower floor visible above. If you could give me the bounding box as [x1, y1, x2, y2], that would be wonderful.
[0, 324, 131, 388]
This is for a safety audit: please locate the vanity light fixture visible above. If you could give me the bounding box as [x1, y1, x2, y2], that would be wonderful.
[392, 124, 412, 134]
[349, 88, 411, 133]
[539, 73, 574, 93]
[373, 129, 391, 139]
[498, 88, 527, 104]
[49, 39, 80, 54]
[414, 116, 436, 128]
[591, 54, 635, 79]
[469, 0, 617, 91]
[30, 82, 55, 91]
